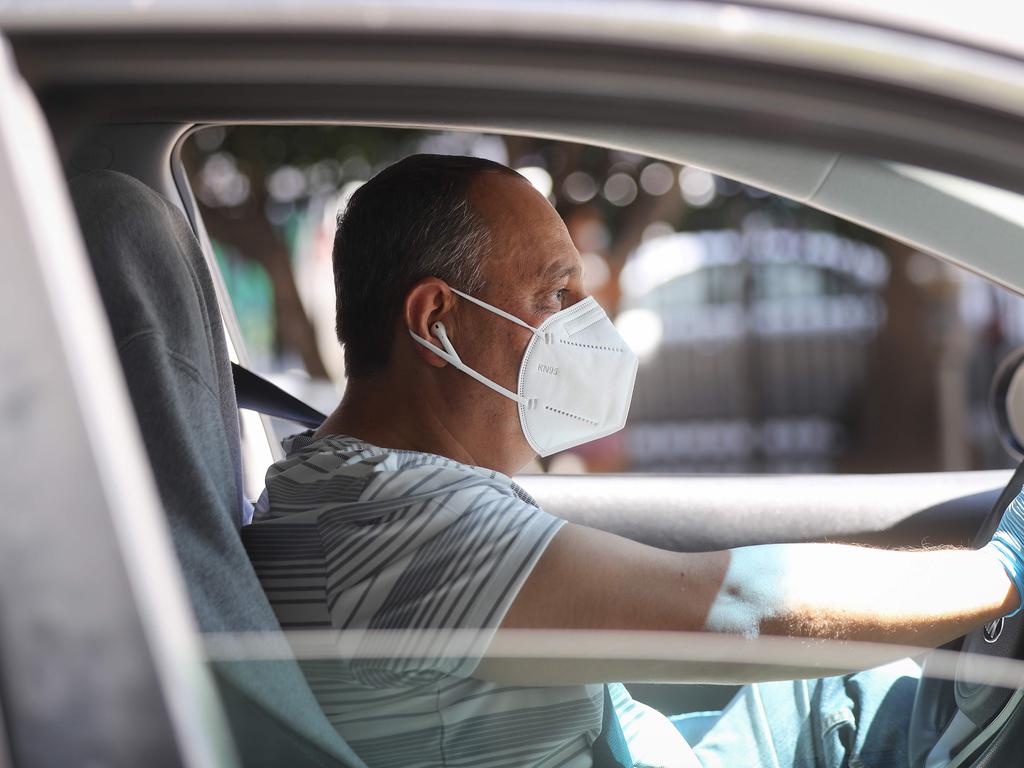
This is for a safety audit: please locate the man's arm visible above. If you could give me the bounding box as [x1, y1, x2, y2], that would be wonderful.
[475, 522, 1018, 683]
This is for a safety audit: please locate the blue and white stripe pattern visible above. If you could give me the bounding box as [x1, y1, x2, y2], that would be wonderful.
[988, 487, 1024, 617]
[243, 433, 693, 767]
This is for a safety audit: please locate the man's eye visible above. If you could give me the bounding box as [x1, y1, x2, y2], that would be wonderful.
[555, 288, 569, 303]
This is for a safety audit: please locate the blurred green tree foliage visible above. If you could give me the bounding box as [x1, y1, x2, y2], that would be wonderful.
[184, 125, 971, 472]
[184, 125, 879, 377]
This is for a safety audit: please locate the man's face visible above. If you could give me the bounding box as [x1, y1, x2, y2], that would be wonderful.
[446, 171, 585, 471]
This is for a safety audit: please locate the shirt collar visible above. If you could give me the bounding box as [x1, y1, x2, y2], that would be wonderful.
[281, 430, 522, 491]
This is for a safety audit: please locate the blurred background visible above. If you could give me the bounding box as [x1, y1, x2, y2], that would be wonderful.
[183, 125, 1024, 475]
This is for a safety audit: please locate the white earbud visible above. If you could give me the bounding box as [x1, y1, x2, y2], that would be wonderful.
[432, 321, 456, 357]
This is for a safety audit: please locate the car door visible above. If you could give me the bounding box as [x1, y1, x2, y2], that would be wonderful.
[0, 30, 233, 768]
[11, 1, 1024, 763]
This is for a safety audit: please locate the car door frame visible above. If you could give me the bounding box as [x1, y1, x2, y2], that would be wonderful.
[0, 32, 235, 768]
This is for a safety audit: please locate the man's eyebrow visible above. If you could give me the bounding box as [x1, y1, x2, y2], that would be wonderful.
[539, 261, 581, 281]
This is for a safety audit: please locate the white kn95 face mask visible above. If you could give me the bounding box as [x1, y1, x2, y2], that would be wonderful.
[409, 287, 639, 457]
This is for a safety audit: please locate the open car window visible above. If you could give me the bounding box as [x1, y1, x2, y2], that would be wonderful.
[177, 128, 1024, 766]
[184, 126, 1024, 478]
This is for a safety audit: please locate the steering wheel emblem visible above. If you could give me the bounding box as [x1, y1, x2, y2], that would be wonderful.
[983, 617, 1005, 644]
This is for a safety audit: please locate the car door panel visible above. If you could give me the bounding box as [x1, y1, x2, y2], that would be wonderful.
[517, 471, 1008, 552]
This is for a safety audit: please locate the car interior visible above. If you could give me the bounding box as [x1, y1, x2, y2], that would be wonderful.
[7, 12, 1024, 768]
[54, 132, 1024, 768]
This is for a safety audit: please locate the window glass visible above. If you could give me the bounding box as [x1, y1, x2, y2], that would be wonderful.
[184, 126, 1024, 474]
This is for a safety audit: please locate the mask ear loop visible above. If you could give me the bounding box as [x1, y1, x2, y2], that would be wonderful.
[409, 321, 530, 406]
[449, 288, 542, 335]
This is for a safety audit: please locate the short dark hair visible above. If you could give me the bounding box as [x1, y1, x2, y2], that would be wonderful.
[333, 153, 520, 377]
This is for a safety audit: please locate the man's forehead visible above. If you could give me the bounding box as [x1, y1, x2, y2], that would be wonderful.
[470, 171, 580, 282]
[470, 170, 550, 227]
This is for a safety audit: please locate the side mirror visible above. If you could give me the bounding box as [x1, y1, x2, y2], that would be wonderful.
[991, 348, 1024, 460]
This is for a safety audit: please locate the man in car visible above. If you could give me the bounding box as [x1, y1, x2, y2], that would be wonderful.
[243, 153, 1024, 768]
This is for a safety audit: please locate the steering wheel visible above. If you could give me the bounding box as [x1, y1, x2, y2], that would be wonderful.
[908, 465, 1024, 766]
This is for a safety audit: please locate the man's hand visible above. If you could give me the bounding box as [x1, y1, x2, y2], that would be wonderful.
[986, 489, 1024, 617]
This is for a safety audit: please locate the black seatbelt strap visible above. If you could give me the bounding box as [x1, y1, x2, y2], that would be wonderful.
[231, 362, 327, 429]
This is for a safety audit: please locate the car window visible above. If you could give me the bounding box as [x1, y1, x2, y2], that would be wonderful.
[183, 125, 1024, 475]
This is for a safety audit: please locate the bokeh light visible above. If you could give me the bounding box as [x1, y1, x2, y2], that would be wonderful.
[517, 166, 554, 198]
[604, 172, 638, 206]
[680, 166, 716, 207]
[640, 162, 675, 196]
[563, 171, 598, 203]
[615, 308, 664, 361]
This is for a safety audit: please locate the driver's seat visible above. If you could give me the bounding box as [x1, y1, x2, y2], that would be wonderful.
[70, 169, 365, 768]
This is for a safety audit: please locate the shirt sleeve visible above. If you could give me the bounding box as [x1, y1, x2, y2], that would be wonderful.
[322, 464, 565, 684]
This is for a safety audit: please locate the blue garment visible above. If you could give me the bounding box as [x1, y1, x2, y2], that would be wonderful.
[988, 487, 1024, 616]
[593, 685, 634, 768]
[674, 659, 920, 768]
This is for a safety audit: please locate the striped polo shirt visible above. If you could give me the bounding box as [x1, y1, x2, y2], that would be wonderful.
[243, 433, 695, 768]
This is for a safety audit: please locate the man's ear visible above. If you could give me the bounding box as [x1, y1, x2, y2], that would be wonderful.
[404, 277, 456, 369]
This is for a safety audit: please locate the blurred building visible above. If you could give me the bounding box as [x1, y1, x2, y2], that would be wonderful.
[614, 228, 888, 473]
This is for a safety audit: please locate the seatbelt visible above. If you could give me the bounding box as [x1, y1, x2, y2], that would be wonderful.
[592, 685, 633, 768]
[231, 362, 327, 428]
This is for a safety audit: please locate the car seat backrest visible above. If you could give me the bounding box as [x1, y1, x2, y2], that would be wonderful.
[70, 170, 364, 768]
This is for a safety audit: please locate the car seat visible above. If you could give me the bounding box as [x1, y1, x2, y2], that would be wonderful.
[70, 169, 365, 768]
